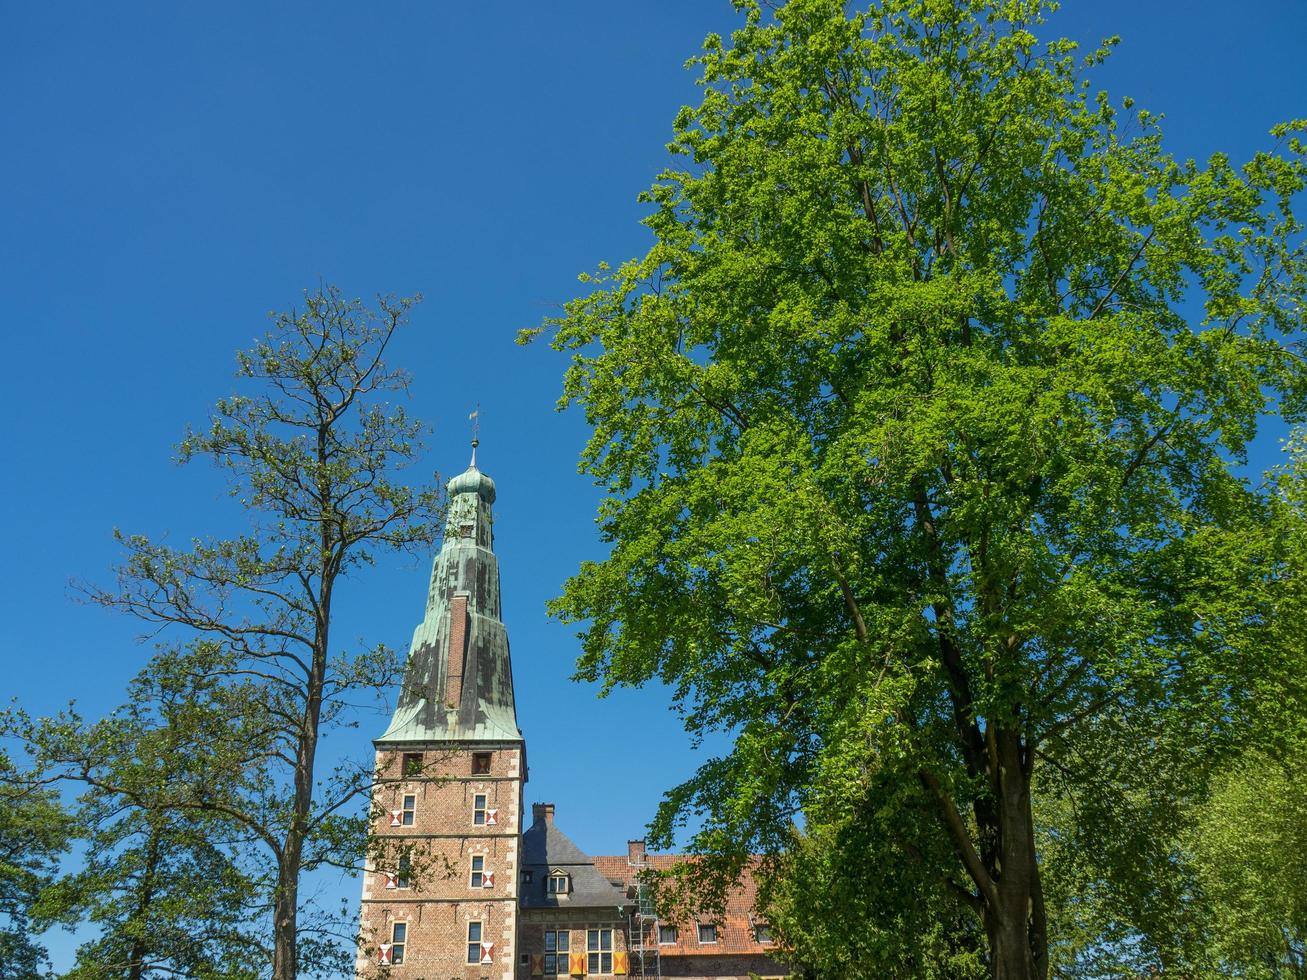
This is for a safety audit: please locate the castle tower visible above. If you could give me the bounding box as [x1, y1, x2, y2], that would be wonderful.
[359, 446, 525, 979]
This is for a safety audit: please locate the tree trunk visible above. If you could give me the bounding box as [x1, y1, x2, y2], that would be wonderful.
[272, 862, 299, 980]
[982, 728, 1047, 980]
[271, 618, 329, 979]
[271, 639, 328, 980]
[126, 827, 162, 980]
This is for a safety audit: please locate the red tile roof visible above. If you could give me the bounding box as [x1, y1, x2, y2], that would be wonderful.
[591, 854, 775, 958]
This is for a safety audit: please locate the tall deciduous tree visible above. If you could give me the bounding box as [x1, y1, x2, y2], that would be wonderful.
[79, 286, 441, 979]
[526, 2, 1307, 977]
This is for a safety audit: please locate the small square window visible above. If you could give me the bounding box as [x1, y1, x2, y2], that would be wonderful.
[467, 921, 482, 964]
[391, 921, 407, 964]
[697, 923, 717, 944]
[401, 794, 416, 827]
[754, 923, 772, 944]
[470, 854, 485, 888]
[401, 752, 423, 776]
[471, 752, 492, 775]
[658, 925, 677, 945]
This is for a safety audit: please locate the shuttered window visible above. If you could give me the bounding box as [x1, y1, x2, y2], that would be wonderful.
[587, 928, 613, 974]
[544, 929, 569, 974]
[466, 921, 482, 964]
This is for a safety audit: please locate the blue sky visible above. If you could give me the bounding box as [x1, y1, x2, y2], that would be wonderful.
[2, 0, 1304, 970]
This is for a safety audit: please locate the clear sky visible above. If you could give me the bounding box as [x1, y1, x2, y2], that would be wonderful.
[2, 0, 1304, 970]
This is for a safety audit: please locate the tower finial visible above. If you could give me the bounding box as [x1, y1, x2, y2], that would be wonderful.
[468, 404, 481, 468]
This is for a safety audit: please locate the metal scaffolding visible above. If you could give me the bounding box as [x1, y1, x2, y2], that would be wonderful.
[626, 874, 661, 976]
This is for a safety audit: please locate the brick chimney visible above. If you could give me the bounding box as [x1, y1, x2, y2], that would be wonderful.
[444, 593, 470, 705]
[627, 839, 647, 866]
[532, 802, 555, 826]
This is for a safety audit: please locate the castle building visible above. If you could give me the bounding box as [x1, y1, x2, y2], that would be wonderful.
[358, 450, 788, 980]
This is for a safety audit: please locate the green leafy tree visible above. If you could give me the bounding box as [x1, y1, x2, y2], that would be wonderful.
[0, 751, 71, 980]
[763, 793, 987, 978]
[1183, 432, 1307, 979]
[74, 286, 442, 979]
[13, 648, 268, 980]
[527, 2, 1307, 977]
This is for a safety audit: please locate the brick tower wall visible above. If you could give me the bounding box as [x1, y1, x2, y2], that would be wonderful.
[358, 742, 524, 980]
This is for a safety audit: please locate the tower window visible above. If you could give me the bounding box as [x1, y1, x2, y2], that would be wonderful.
[401, 752, 423, 776]
[396, 853, 411, 890]
[473, 793, 487, 825]
[390, 921, 407, 965]
[466, 921, 482, 964]
[470, 854, 485, 888]
[401, 794, 415, 827]
[471, 752, 492, 775]
[587, 928, 613, 974]
[544, 928, 570, 974]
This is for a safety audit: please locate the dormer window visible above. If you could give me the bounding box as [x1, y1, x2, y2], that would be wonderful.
[547, 869, 570, 895]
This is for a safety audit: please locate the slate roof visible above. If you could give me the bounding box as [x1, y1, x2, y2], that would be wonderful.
[519, 818, 631, 911]
[378, 454, 523, 745]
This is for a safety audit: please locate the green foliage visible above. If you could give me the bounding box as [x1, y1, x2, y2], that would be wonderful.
[12, 650, 270, 979]
[764, 787, 987, 979]
[528, 1, 1307, 975]
[1189, 748, 1307, 978]
[1176, 431, 1307, 979]
[0, 751, 72, 980]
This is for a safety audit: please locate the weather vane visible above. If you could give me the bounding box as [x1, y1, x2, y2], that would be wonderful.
[468, 403, 481, 466]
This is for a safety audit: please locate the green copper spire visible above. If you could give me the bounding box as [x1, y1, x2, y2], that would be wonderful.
[377, 447, 521, 744]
